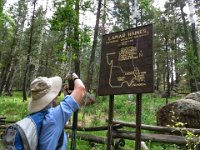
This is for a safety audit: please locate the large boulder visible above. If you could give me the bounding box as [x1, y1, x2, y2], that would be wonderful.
[156, 98, 200, 128]
[185, 91, 200, 102]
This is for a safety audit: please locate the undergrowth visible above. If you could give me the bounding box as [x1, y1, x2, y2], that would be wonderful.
[0, 92, 183, 149]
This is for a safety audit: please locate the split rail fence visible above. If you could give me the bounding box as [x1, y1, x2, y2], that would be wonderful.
[1, 116, 200, 149]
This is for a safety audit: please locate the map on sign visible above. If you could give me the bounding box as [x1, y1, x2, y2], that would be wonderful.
[98, 24, 154, 96]
[106, 46, 146, 88]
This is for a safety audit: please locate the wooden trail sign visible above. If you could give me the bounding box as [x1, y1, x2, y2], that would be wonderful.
[98, 24, 154, 96]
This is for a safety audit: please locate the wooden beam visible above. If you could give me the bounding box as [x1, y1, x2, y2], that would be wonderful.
[68, 132, 107, 144]
[68, 132, 127, 149]
[113, 120, 200, 135]
[112, 130, 199, 145]
[65, 124, 122, 131]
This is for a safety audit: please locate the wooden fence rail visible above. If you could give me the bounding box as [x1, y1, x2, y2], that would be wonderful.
[112, 129, 199, 145]
[1, 117, 200, 149]
[112, 120, 200, 135]
[65, 120, 200, 147]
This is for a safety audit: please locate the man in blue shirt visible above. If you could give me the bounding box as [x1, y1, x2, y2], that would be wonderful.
[28, 73, 85, 150]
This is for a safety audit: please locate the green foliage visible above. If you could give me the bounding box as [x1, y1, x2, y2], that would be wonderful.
[185, 44, 200, 81]
[0, 0, 3, 26]
[50, 0, 77, 31]
[4, 12, 15, 27]
[140, 0, 151, 11]
[0, 0, 200, 147]
[81, 0, 93, 11]
[0, 93, 182, 149]
[48, 0, 93, 80]
[0, 92, 28, 121]
[168, 110, 200, 150]
[112, 0, 131, 30]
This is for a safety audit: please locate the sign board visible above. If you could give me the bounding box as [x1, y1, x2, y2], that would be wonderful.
[98, 24, 154, 96]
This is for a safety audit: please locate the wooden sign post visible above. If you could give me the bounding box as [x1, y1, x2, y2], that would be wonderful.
[98, 24, 154, 149]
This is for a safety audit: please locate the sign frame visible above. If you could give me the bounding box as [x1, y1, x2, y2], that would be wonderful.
[98, 24, 154, 96]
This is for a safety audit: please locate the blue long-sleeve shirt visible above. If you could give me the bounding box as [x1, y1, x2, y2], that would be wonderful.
[39, 95, 79, 150]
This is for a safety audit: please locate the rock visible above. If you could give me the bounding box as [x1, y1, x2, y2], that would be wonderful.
[156, 99, 200, 128]
[185, 91, 200, 102]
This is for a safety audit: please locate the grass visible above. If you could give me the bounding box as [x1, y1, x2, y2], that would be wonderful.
[0, 92, 184, 149]
[0, 92, 28, 121]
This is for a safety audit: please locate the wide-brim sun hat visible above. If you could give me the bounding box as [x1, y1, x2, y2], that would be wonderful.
[28, 76, 62, 113]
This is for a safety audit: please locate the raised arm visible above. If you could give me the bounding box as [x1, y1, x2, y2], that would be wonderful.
[65, 73, 85, 104]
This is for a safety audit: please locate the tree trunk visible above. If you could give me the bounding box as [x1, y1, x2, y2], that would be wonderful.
[4, 65, 14, 96]
[0, 24, 18, 95]
[2, 20, 22, 95]
[165, 37, 170, 98]
[170, 55, 174, 91]
[180, 2, 196, 92]
[70, 1, 80, 150]
[163, 69, 166, 92]
[102, 0, 107, 35]
[33, 0, 49, 78]
[23, 0, 37, 101]
[10, 0, 27, 93]
[154, 52, 160, 91]
[74, 0, 80, 75]
[86, 0, 102, 92]
[0, 66, 9, 96]
[4, 63, 17, 96]
[190, 23, 199, 91]
[0, 39, 16, 96]
[174, 36, 181, 85]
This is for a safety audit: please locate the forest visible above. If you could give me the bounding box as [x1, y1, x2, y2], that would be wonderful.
[0, 0, 200, 149]
[0, 0, 199, 98]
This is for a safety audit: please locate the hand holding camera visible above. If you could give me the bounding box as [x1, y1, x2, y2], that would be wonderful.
[64, 73, 79, 94]
[65, 73, 79, 81]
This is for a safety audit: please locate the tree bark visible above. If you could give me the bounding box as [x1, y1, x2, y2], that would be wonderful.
[86, 0, 102, 92]
[0, 35, 16, 96]
[74, 0, 80, 76]
[71, 1, 80, 150]
[0, 28, 17, 95]
[165, 36, 170, 100]
[0, 66, 9, 95]
[4, 64, 15, 96]
[22, 0, 37, 101]
[5, 64, 17, 96]
[33, 0, 49, 78]
[2, 25, 20, 95]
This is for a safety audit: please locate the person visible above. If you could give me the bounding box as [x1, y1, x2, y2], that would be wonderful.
[28, 73, 85, 150]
